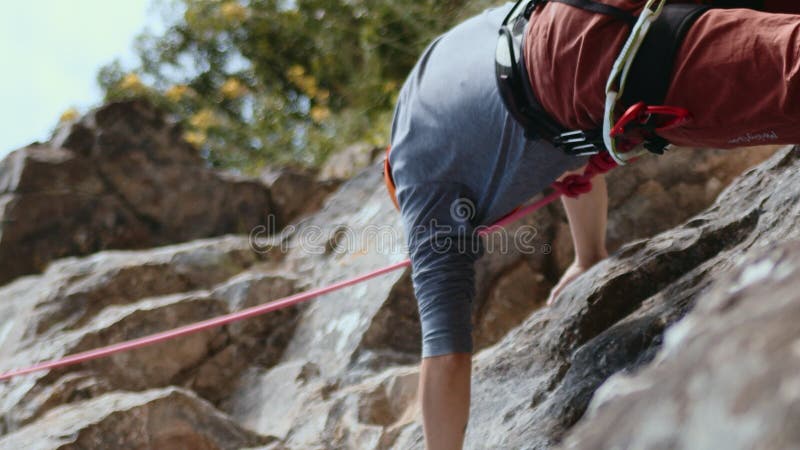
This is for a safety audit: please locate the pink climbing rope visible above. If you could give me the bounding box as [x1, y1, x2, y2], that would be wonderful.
[0, 260, 412, 381]
[477, 191, 563, 236]
[0, 153, 617, 382]
[482, 152, 618, 234]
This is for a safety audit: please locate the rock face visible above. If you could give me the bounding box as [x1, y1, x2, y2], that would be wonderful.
[0, 100, 335, 285]
[0, 388, 271, 450]
[0, 117, 794, 450]
[462, 146, 800, 449]
[318, 142, 383, 181]
[470, 145, 777, 351]
[0, 236, 299, 432]
[562, 241, 800, 450]
[259, 166, 341, 226]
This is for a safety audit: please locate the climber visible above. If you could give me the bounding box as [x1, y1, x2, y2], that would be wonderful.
[385, 1, 800, 449]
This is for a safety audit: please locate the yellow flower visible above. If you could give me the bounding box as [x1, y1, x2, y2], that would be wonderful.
[301, 76, 318, 98]
[220, 2, 248, 22]
[309, 106, 331, 123]
[287, 66, 319, 98]
[183, 130, 207, 148]
[58, 107, 79, 123]
[119, 73, 144, 91]
[286, 65, 306, 82]
[220, 78, 247, 99]
[189, 108, 219, 129]
[165, 84, 191, 102]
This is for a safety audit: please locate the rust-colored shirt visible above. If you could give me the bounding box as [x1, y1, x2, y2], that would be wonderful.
[523, 0, 689, 131]
[524, 1, 800, 148]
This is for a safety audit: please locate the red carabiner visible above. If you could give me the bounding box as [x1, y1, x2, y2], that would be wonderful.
[610, 101, 691, 138]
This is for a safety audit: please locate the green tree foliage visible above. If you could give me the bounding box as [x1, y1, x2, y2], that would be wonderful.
[98, 0, 493, 170]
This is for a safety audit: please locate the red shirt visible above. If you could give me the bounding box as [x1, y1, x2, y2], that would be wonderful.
[524, 1, 800, 148]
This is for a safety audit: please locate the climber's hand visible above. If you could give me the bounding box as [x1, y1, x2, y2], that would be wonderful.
[547, 261, 588, 306]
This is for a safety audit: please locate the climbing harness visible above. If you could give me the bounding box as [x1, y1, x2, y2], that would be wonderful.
[603, 0, 671, 164]
[495, 0, 712, 162]
[603, 0, 709, 164]
[609, 102, 691, 158]
[495, 0, 612, 155]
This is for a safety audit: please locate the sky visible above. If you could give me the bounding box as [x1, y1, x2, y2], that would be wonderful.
[0, 0, 159, 157]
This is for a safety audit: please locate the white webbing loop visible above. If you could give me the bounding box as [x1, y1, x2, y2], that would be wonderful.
[603, 0, 668, 165]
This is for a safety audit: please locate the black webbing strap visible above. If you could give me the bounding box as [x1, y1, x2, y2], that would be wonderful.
[620, 3, 711, 108]
[545, 0, 637, 26]
[518, 37, 564, 141]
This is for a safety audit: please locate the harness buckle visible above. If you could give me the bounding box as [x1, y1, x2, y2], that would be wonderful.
[610, 101, 690, 154]
[552, 130, 603, 156]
